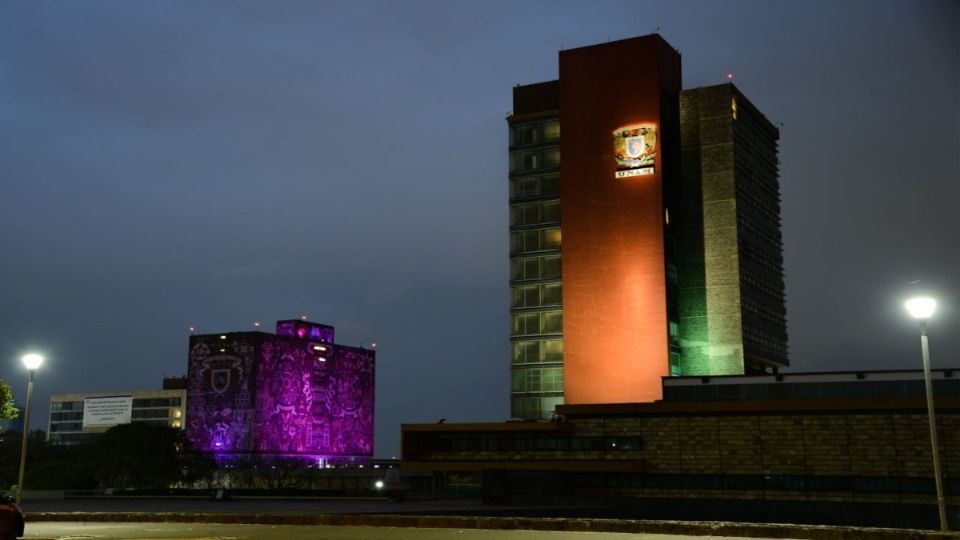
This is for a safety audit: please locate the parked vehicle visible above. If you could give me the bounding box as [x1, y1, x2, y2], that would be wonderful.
[0, 495, 24, 540]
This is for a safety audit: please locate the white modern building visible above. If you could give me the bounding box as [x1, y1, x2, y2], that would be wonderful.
[48, 387, 186, 445]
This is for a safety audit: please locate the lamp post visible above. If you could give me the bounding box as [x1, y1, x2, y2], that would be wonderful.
[904, 297, 947, 531]
[15, 353, 43, 507]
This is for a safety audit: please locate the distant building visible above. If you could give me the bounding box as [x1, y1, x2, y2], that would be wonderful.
[507, 35, 788, 419]
[185, 319, 375, 465]
[47, 388, 186, 445]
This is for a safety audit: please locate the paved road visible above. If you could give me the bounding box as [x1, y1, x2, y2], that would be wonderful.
[22, 522, 797, 540]
[20, 498, 501, 515]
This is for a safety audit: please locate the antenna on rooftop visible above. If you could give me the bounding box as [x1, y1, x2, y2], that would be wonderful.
[653, 26, 660, 34]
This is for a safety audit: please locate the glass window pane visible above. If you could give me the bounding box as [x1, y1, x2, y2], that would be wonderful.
[512, 342, 524, 363]
[511, 287, 523, 308]
[524, 230, 539, 251]
[524, 285, 539, 307]
[543, 201, 561, 223]
[543, 228, 561, 249]
[542, 283, 562, 306]
[542, 174, 560, 196]
[510, 259, 523, 280]
[543, 311, 563, 333]
[524, 257, 539, 279]
[544, 339, 563, 362]
[524, 341, 540, 363]
[542, 147, 560, 168]
[542, 255, 561, 278]
[523, 204, 539, 225]
[510, 232, 522, 253]
[543, 121, 559, 141]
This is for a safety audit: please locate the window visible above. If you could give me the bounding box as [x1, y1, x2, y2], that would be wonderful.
[543, 311, 562, 333]
[669, 352, 682, 376]
[510, 201, 561, 226]
[512, 339, 563, 364]
[510, 255, 562, 280]
[509, 148, 560, 173]
[510, 228, 562, 254]
[510, 120, 559, 147]
[543, 120, 560, 141]
[511, 310, 563, 336]
[510, 174, 560, 199]
[511, 367, 563, 393]
[511, 283, 562, 308]
[510, 396, 563, 420]
[542, 147, 560, 168]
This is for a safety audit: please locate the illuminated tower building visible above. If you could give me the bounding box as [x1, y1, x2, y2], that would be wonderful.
[508, 35, 787, 420]
[677, 85, 788, 375]
[185, 319, 375, 464]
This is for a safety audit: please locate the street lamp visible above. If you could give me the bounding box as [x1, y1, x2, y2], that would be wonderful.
[15, 353, 43, 507]
[904, 297, 947, 531]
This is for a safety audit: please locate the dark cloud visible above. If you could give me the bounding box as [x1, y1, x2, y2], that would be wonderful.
[1, 0, 956, 457]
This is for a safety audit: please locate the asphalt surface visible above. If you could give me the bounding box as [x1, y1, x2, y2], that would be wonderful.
[20, 497, 530, 515]
[22, 522, 797, 540]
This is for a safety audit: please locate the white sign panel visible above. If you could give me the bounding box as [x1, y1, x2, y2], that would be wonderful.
[83, 396, 133, 429]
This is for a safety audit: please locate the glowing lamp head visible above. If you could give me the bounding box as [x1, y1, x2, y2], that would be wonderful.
[375, 480, 384, 489]
[905, 297, 936, 320]
[22, 353, 44, 370]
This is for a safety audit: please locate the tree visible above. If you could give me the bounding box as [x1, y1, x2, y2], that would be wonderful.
[0, 378, 16, 421]
[92, 423, 212, 489]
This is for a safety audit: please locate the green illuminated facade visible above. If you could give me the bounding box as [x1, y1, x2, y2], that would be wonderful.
[677, 84, 788, 374]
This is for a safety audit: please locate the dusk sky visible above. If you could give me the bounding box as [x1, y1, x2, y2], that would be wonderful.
[1, 0, 957, 458]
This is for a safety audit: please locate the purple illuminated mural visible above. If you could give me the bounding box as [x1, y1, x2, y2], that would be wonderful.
[276, 320, 335, 343]
[186, 321, 374, 460]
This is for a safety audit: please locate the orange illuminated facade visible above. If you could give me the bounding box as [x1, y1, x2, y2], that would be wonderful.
[507, 35, 787, 420]
[560, 36, 681, 404]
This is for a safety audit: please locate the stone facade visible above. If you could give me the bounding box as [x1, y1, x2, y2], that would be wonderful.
[403, 399, 959, 506]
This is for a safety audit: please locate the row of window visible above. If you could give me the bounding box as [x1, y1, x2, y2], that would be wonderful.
[134, 397, 182, 408]
[568, 472, 958, 495]
[510, 228, 561, 254]
[510, 200, 561, 227]
[510, 173, 560, 200]
[511, 366, 564, 393]
[509, 120, 560, 147]
[50, 397, 182, 411]
[49, 422, 82, 432]
[426, 435, 640, 454]
[132, 409, 175, 419]
[48, 416, 181, 432]
[510, 395, 564, 421]
[511, 283, 562, 309]
[510, 254, 561, 281]
[512, 310, 563, 337]
[509, 147, 560, 174]
[512, 339, 563, 364]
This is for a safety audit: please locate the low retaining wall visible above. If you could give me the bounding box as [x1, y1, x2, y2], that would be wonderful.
[26, 512, 960, 540]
